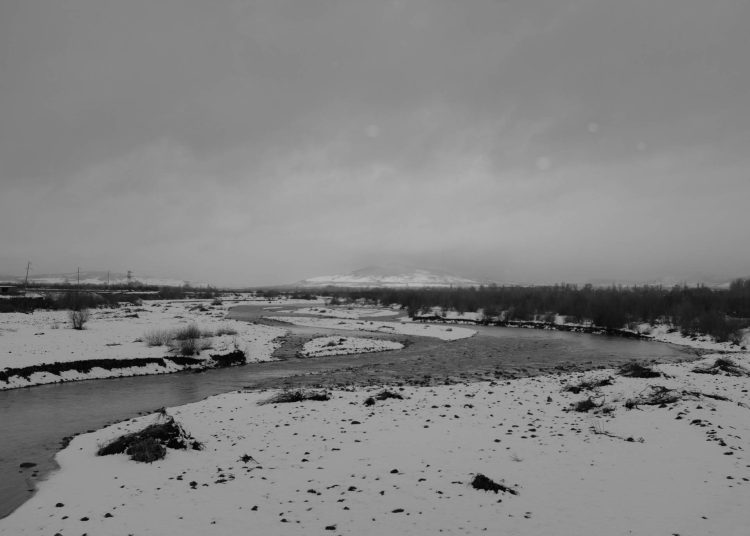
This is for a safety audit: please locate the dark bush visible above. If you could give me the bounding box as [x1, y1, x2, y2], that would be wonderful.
[259, 390, 330, 405]
[470, 473, 518, 495]
[617, 361, 661, 378]
[562, 377, 614, 394]
[97, 416, 202, 462]
[692, 357, 749, 376]
[374, 389, 404, 401]
[210, 349, 246, 367]
[625, 385, 682, 407]
[570, 397, 600, 412]
[127, 437, 166, 463]
[68, 308, 90, 330]
[173, 324, 202, 341]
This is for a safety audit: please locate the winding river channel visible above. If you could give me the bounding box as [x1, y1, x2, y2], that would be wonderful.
[0, 304, 697, 519]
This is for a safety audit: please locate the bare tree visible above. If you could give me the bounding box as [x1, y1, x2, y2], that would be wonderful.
[69, 308, 90, 330]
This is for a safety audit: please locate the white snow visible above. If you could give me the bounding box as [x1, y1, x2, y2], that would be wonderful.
[268, 316, 476, 341]
[634, 323, 749, 352]
[4, 352, 750, 535]
[300, 336, 404, 357]
[0, 299, 287, 389]
[298, 266, 481, 288]
[292, 306, 400, 319]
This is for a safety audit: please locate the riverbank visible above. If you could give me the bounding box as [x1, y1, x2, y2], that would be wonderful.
[410, 313, 749, 353]
[3, 350, 749, 535]
[0, 298, 291, 390]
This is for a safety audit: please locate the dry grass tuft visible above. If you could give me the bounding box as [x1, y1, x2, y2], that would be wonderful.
[258, 390, 331, 405]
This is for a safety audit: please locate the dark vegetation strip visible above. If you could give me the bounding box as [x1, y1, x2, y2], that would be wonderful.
[0, 351, 245, 384]
[323, 279, 750, 343]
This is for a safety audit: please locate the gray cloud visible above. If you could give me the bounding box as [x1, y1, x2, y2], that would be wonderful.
[1, 0, 748, 285]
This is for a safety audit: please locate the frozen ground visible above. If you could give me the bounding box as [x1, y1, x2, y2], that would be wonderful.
[3, 351, 749, 535]
[0, 299, 287, 389]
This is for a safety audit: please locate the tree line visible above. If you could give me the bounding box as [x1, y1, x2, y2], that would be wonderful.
[324, 279, 750, 343]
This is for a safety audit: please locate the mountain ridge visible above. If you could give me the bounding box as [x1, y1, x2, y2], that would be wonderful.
[295, 265, 483, 288]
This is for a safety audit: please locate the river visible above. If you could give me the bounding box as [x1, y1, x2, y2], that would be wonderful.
[0, 304, 695, 519]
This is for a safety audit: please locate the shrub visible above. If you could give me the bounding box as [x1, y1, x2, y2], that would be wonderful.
[97, 416, 202, 462]
[617, 361, 661, 378]
[562, 377, 614, 394]
[626, 385, 682, 406]
[375, 389, 404, 401]
[259, 390, 330, 405]
[177, 337, 199, 356]
[692, 357, 750, 376]
[209, 349, 246, 367]
[143, 329, 173, 347]
[170, 323, 210, 356]
[127, 437, 166, 463]
[68, 308, 90, 330]
[571, 397, 600, 412]
[55, 292, 105, 311]
[470, 474, 518, 495]
[173, 324, 202, 341]
[214, 325, 238, 336]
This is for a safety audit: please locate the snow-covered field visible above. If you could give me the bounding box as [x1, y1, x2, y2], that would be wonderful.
[3, 351, 749, 535]
[300, 336, 404, 357]
[268, 316, 475, 341]
[0, 299, 287, 389]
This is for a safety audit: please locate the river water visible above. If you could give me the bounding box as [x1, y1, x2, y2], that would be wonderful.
[0, 305, 695, 519]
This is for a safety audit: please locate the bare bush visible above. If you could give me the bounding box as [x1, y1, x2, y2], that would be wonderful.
[177, 337, 199, 356]
[258, 390, 330, 405]
[68, 308, 90, 330]
[692, 357, 750, 376]
[617, 361, 661, 378]
[173, 324, 202, 341]
[97, 415, 202, 463]
[470, 473, 518, 495]
[214, 325, 238, 336]
[570, 397, 601, 412]
[562, 377, 614, 394]
[143, 329, 174, 347]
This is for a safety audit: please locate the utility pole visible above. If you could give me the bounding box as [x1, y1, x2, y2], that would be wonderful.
[107, 271, 110, 288]
[77, 267, 80, 287]
[24, 261, 31, 290]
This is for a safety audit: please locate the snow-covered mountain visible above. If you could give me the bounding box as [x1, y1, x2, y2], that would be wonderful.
[0, 271, 201, 287]
[295, 265, 482, 288]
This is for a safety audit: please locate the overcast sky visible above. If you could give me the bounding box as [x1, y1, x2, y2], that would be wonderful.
[1, 0, 748, 286]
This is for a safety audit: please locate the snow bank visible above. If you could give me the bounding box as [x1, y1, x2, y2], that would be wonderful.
[300, 336, 404, 357]
[635, 323, 748, 352]
[268, 316, 475, 341]
[4, 352, 750, 535]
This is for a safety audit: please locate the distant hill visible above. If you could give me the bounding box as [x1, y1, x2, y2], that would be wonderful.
[0, 270, 201, 287]
[295, 265, 482, 288]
